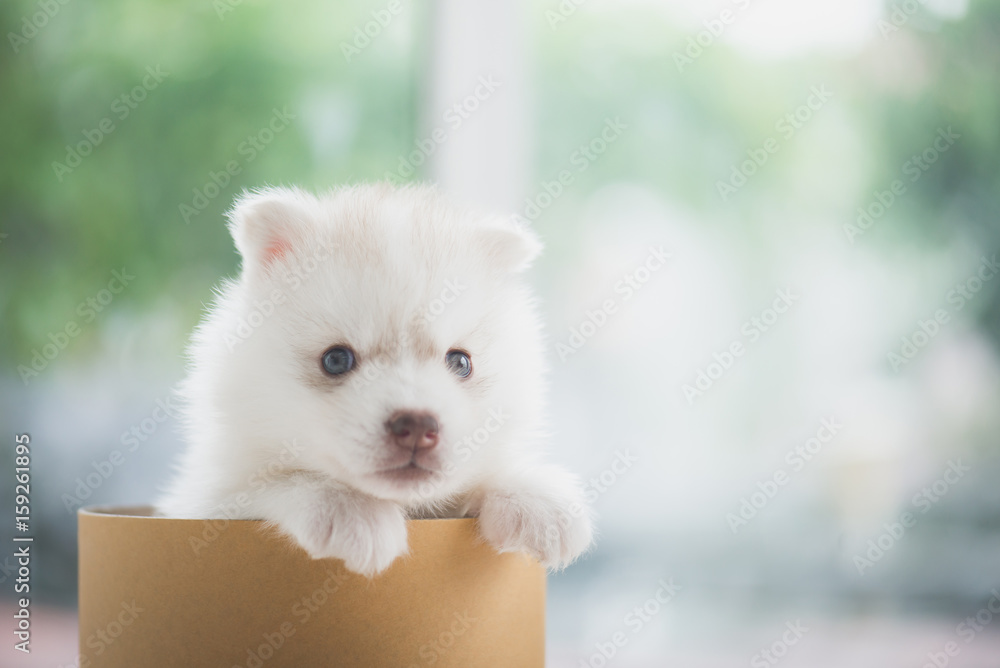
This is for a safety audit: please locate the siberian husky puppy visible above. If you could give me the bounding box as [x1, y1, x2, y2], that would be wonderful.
[158, 184, 593, 576]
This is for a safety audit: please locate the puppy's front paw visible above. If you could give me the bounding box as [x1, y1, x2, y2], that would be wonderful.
[478, 490, 594, 570]
[285, 491, 409, 577]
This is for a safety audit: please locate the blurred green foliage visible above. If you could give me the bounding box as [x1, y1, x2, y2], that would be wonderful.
[529, 0, 1000, 335]
[0, 0, 421, 363]
[2, 0, 999, 367]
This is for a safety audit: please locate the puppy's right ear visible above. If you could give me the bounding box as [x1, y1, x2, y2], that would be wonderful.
[226, 187, 317, 273]
[479, 214, 543, 274]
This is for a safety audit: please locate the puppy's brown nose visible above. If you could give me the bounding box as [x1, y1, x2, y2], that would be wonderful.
[387, 411, 439, 451]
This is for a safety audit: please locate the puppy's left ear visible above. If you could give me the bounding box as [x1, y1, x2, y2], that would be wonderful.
[479, 216, 543, 273]
[226, 186, 318, 274]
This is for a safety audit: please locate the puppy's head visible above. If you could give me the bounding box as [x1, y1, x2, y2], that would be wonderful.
[214, 184, 546, 506]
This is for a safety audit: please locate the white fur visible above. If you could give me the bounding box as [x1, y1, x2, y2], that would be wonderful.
[158, 183, 593, 576]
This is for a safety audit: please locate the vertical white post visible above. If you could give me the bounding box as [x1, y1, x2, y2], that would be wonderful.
[424, 0, 530, 214]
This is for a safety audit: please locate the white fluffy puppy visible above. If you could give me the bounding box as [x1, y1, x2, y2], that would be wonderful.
[158, 183, 593, 576]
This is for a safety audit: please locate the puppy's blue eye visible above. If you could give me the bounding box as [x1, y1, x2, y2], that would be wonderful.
[321, 346, 355, 375]
[446, 350, 472, 379]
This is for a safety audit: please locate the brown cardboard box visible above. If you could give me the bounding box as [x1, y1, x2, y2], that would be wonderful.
[78, 506, 545, 667]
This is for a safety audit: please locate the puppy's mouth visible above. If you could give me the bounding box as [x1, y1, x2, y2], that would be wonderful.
[374, 461, 437, 483]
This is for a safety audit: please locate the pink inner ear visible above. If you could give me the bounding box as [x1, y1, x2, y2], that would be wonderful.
[261, 238, 293, 266]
